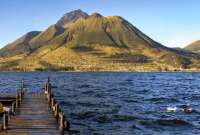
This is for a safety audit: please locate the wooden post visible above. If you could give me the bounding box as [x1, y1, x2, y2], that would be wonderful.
[54, 103, 58, 118]
[59, 112, 64, 132]
[20, 80, 24, 95]
[20, 80, 25, 97]
[21, 80, 24, 88]
[16, 94, 19, 108]
[18, 91, 22, 103]
[46, 77, 50, 95]
[47, 93, 51, 105]
[46, 78, 52, 104]
[51, 97, 55, 109]
[20, 89, 23, 100]
[23, 86, 25, 95]
[3, 111, 8, 130]
[47, 77, 50, 83]
[44, 82, 48, 95]
[64, 119, 70, 131]
[11, 102, 16, 115]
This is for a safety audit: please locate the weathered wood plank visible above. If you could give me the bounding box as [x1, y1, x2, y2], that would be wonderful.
[1, 92, 62, 135]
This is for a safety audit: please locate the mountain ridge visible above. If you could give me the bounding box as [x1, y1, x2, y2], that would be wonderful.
[0, 10, 200, 71]
[0, 31, 41, 57]
[56, 9, 89, 28]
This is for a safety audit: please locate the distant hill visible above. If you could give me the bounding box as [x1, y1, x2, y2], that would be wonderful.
[0, 31, 41, 57]
[0, 9, 200, 71]
[184, 40, 200, 53]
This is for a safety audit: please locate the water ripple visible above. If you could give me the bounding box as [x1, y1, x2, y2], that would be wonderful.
[0, 72, 200, 135]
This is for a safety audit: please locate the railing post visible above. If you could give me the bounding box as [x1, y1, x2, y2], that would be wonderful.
[22, 87, 25, 95]
[43, 77, 70, 132]
[45, 77, 52, 104]
[11, 102, 16, 115]
[64, 119, 70, 131]
[18, 92, 22, 104]
[51, 97, 55, 109]
[16, 94, 19, 108]
[3, 111, 8, 130]
[54, 103, 59, 119]
[15, 80, 25, 109]
[44, 81, 48, 95]
[59, 112, 64, 132]
[20, 80, 24, 96]
[20, 90, 23, 100]
[47, 77, 50, 95]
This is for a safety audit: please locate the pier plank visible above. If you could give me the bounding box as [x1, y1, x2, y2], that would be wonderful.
[1, 92, 62, 135]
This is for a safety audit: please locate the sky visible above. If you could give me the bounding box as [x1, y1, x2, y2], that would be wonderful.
[0, 0, 200, 48]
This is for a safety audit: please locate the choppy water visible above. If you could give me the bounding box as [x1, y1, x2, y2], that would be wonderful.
[0, 72, 200, 135]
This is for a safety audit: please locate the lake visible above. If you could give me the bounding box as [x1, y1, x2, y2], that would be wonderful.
[0, 72, 200, 135]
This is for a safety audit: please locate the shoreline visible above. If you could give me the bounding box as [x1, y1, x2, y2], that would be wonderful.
[0, 70, 200, 73]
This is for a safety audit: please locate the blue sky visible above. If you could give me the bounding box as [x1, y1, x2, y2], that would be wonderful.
[0, 0, 200, 48]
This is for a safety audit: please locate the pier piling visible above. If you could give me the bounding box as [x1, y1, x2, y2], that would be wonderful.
[3, 111, 8, 130]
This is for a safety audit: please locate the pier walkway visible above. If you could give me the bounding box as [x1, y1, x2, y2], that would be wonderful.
[0, 79, 69, 135]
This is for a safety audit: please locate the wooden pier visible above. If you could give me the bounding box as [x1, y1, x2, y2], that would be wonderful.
[0, 79, 70, 135]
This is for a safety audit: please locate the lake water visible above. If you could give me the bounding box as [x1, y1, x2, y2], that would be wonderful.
[0, 72, 200, 135]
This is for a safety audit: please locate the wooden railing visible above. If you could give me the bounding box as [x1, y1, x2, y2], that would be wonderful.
[0, 78, 70, 134]
[44, 77, 70, 133]
[2, 80, 25, 130]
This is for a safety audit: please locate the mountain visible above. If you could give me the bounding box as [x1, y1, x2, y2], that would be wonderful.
[0, 31, 41, 57]
[0, 10, 200, 71]
[29, 24, 65, 50]
[56, 9, 89, 28]
[185, 40, 200, 53]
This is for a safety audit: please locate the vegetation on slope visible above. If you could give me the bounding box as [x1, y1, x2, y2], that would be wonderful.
[0, 10, 200, 71]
